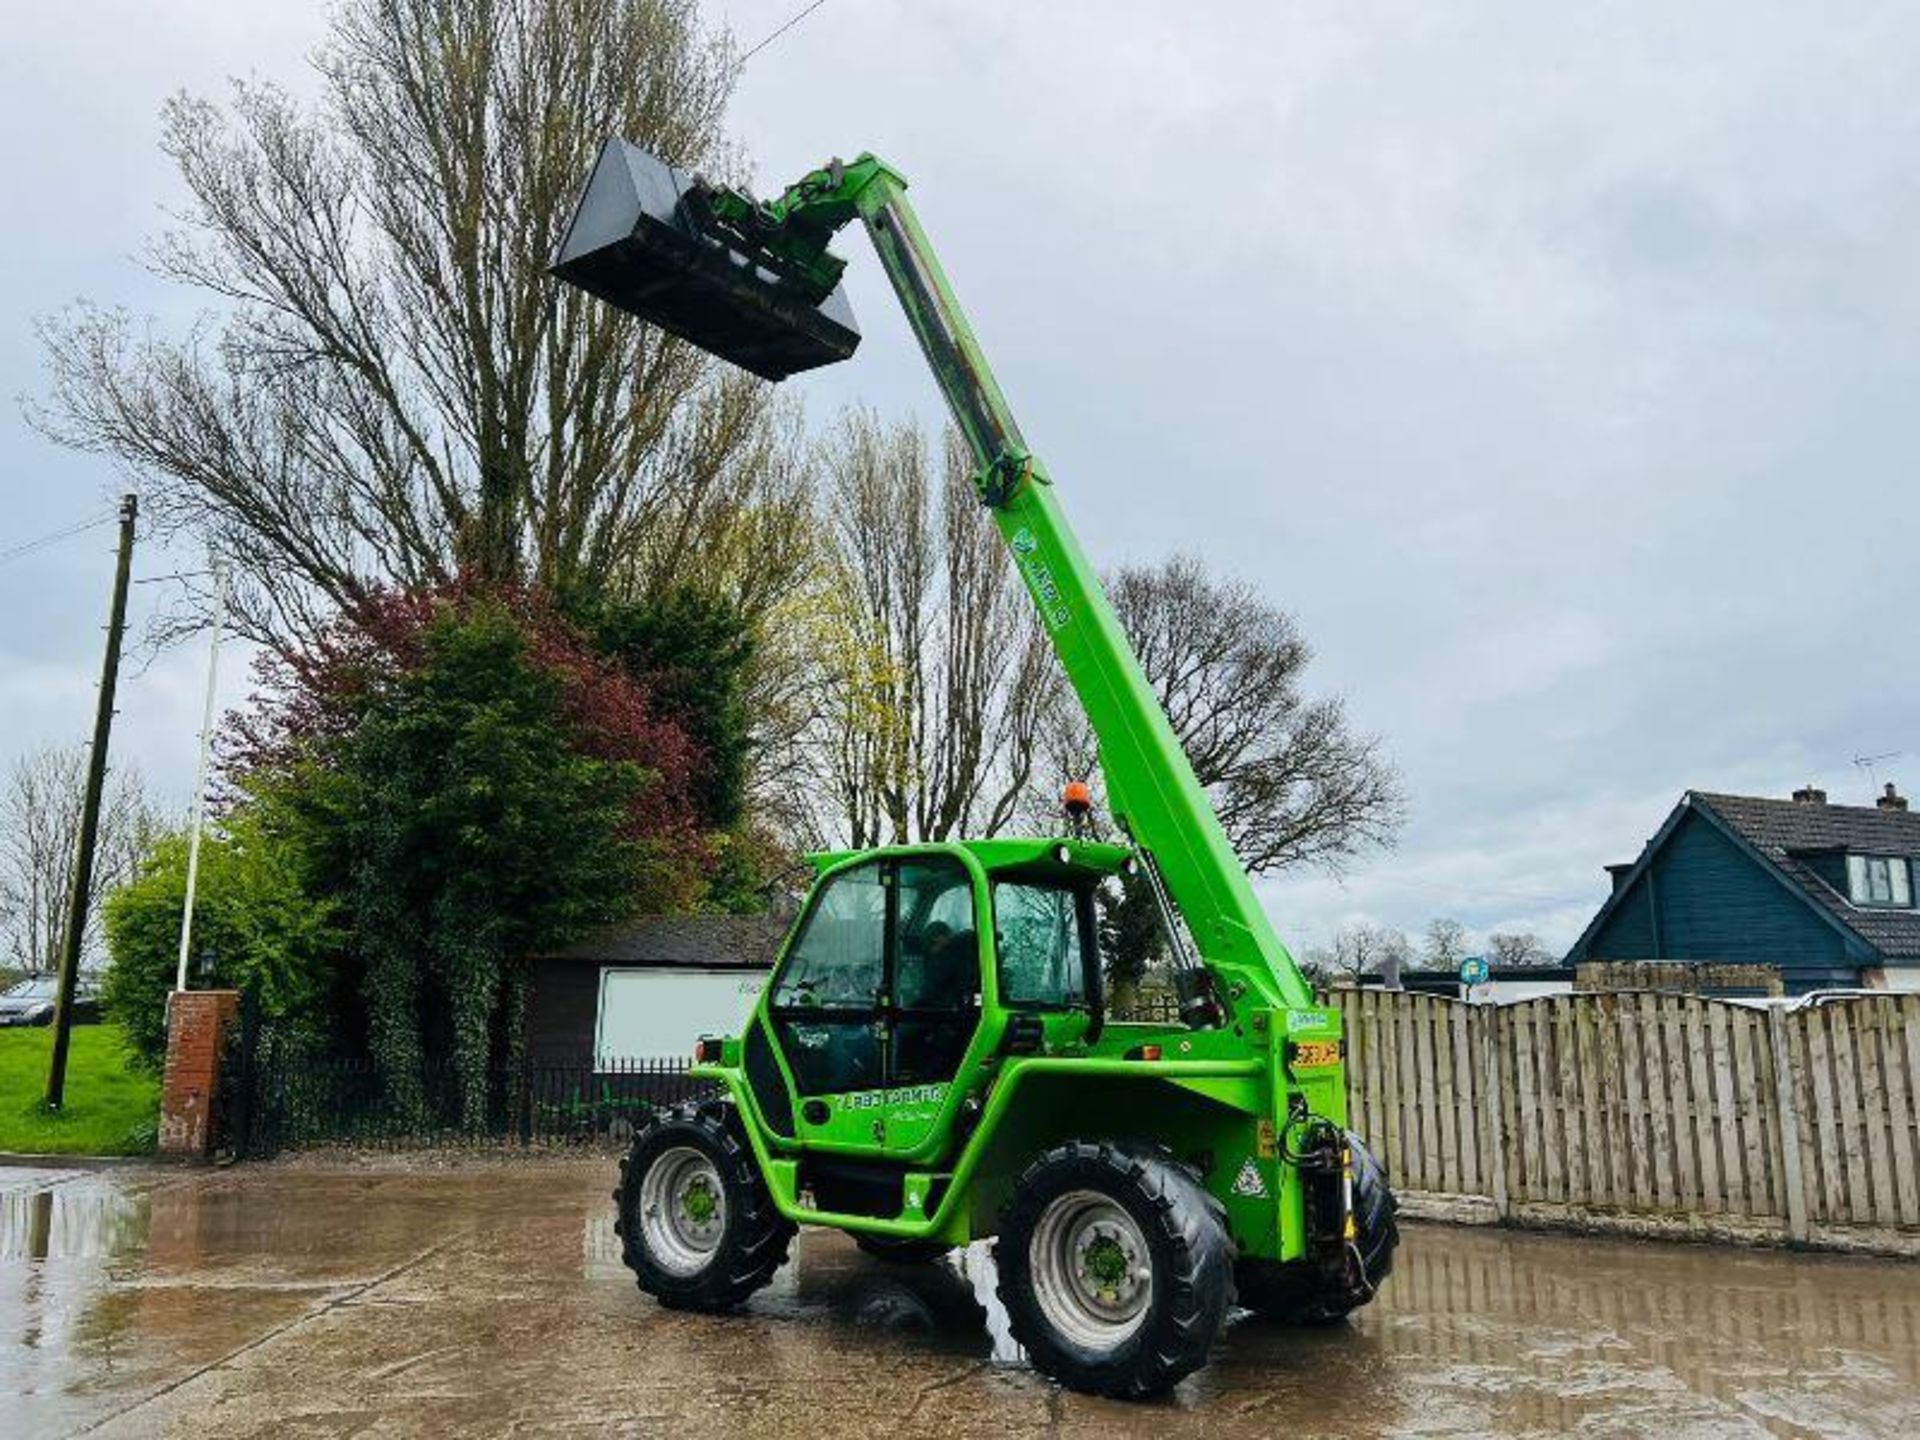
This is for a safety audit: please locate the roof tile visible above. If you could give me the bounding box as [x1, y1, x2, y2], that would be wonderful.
[1693, 792, 1920, 959]
[538, 914, 788, 968]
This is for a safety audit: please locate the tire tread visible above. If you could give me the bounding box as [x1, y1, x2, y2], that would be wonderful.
[994, 1140, 1232, 1399]
[616, 1100, 793, 1312]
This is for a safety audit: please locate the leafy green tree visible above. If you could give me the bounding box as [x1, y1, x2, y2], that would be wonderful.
[102, 799, 341, 1069]
[1096, 869, 1166, 1010]
[699, 824, 792, 917]
[579, 587, 756, 830]
[265, 591, 702, 1128]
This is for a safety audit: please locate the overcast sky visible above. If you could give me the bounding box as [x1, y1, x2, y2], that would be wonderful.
[3, 1, 1915, 960]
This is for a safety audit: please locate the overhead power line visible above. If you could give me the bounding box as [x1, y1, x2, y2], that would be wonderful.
[733, 0, 829, 73]
[0, 509, 117, 568]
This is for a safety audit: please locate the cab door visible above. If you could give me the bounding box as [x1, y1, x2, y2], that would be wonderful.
[764, 853, 985, 1154]
[767, 861, 888, 1142]
[883, 855, 984, 1152]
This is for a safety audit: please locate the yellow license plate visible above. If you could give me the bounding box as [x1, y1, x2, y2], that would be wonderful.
[1291, 1040, 1341, 1069]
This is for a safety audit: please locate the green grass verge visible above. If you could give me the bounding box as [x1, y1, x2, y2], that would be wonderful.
[0, 1024, 160, 1155]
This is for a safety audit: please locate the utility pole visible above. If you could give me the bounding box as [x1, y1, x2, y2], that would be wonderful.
[175, 561, 228, 993]
[45, 493, 137, 1110]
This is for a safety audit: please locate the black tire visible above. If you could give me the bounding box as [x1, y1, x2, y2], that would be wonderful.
[995, 1142, 1232, 1399]
[1235, 1129, 1399, 1324]
[613, 1099, 794, 1312]
[854, 1233, 954, 1265]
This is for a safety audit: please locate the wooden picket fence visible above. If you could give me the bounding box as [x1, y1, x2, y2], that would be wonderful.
[1335, 989, 1920, 1249]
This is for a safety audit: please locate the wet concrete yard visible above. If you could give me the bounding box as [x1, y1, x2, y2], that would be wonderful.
[5, 1158, 1918, 1438]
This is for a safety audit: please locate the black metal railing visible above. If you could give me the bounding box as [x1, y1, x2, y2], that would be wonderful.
[219, 1025, 715, 1160]
[216, 986, 1193, 1162]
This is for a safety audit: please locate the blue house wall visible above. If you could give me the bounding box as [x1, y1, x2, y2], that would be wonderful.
[1584, 810, 1864, 991]
[1596, 873, 1656, 956]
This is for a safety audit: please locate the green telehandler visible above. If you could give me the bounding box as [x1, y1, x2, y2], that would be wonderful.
[551, 140, 1399, 1398]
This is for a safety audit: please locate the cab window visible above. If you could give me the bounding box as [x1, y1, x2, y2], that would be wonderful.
[993, 881, 1088, 1007]
[894, 857, 976, 1010]
[772, 862, 885, 1010]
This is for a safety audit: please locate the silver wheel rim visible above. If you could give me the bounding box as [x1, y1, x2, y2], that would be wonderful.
[638, 1145, 727, 1277]
[1028, 1189, 1153, 1350]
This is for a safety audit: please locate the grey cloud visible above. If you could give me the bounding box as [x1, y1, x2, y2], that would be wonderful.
[4, 1, 1915, 957]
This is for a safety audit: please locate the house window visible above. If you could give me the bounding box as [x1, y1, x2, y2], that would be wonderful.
[1847, 854, 1913, 908]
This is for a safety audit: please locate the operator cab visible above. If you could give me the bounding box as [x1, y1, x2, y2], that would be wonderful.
[742, 838, 1131, 1163]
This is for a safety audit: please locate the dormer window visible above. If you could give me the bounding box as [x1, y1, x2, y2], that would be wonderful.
[1847, 854, 1913, 908]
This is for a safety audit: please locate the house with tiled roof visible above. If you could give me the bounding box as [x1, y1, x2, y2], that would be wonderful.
[1564, 783, 1920, 995]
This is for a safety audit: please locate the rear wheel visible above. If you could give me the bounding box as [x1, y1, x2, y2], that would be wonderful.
[1235, 1130, 1399, 1324]
[854, 1234, 953, 1265]
[614, 1100, 794, 1311]
[995, 1142, 1232, 1399]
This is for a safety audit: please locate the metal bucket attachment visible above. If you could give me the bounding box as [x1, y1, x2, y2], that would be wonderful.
[552, 138, 860, 382]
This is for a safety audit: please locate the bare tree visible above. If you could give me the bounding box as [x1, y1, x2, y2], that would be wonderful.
[790, 412, 1054, 850]
[34, 0, 813, 652]
[1423, 917, 1468, 971]
[1306, 923, 1412, 985]
[1487, 931, 1556, 968]
[0, 745, 158, 974]
[1035, 554, 1403, 875]
[782, 415, 1402, 872]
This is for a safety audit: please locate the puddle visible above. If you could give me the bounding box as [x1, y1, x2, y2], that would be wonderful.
[6, 1159, 1918, 1437]
[585, 1203, 1026, 1364]
[0, 1172, 149, 1262]
[581, 1194, 1920, 1425]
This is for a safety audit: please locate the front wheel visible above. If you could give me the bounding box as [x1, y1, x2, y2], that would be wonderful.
[614, 1100, 794, 1312]
[995, 1142, 1232, 1399]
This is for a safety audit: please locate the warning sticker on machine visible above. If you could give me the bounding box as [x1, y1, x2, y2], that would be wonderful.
[1231, 1158, 1269, 1199]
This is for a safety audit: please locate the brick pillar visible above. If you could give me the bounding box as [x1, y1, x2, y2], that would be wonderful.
[159, 989, 240, 1159]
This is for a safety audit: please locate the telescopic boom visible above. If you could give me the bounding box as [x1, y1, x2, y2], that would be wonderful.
[553, 144, 1313, 1014]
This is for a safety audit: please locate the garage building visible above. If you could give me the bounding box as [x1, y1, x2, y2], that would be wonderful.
[524, 914, 787, 1066]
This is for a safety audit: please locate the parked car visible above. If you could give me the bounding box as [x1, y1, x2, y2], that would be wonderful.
[1794, 988, 1892, 1010]
[1722, 988, 1890, 1012]
[0, 976, 100, 1026]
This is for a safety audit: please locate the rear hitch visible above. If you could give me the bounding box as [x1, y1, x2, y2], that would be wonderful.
[1291, 1119, 1372, 1303]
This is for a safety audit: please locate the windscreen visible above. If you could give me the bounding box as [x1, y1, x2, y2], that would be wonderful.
[771, 862, 886, 1010]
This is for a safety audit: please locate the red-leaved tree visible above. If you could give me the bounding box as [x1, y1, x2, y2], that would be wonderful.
[227, 581, 708, 1124]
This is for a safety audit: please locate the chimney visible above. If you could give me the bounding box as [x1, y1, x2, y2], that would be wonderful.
[1878, 782, 1909, 813]
[1605, 862, 1634, 894]
[1792, 784, 1827, 805]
